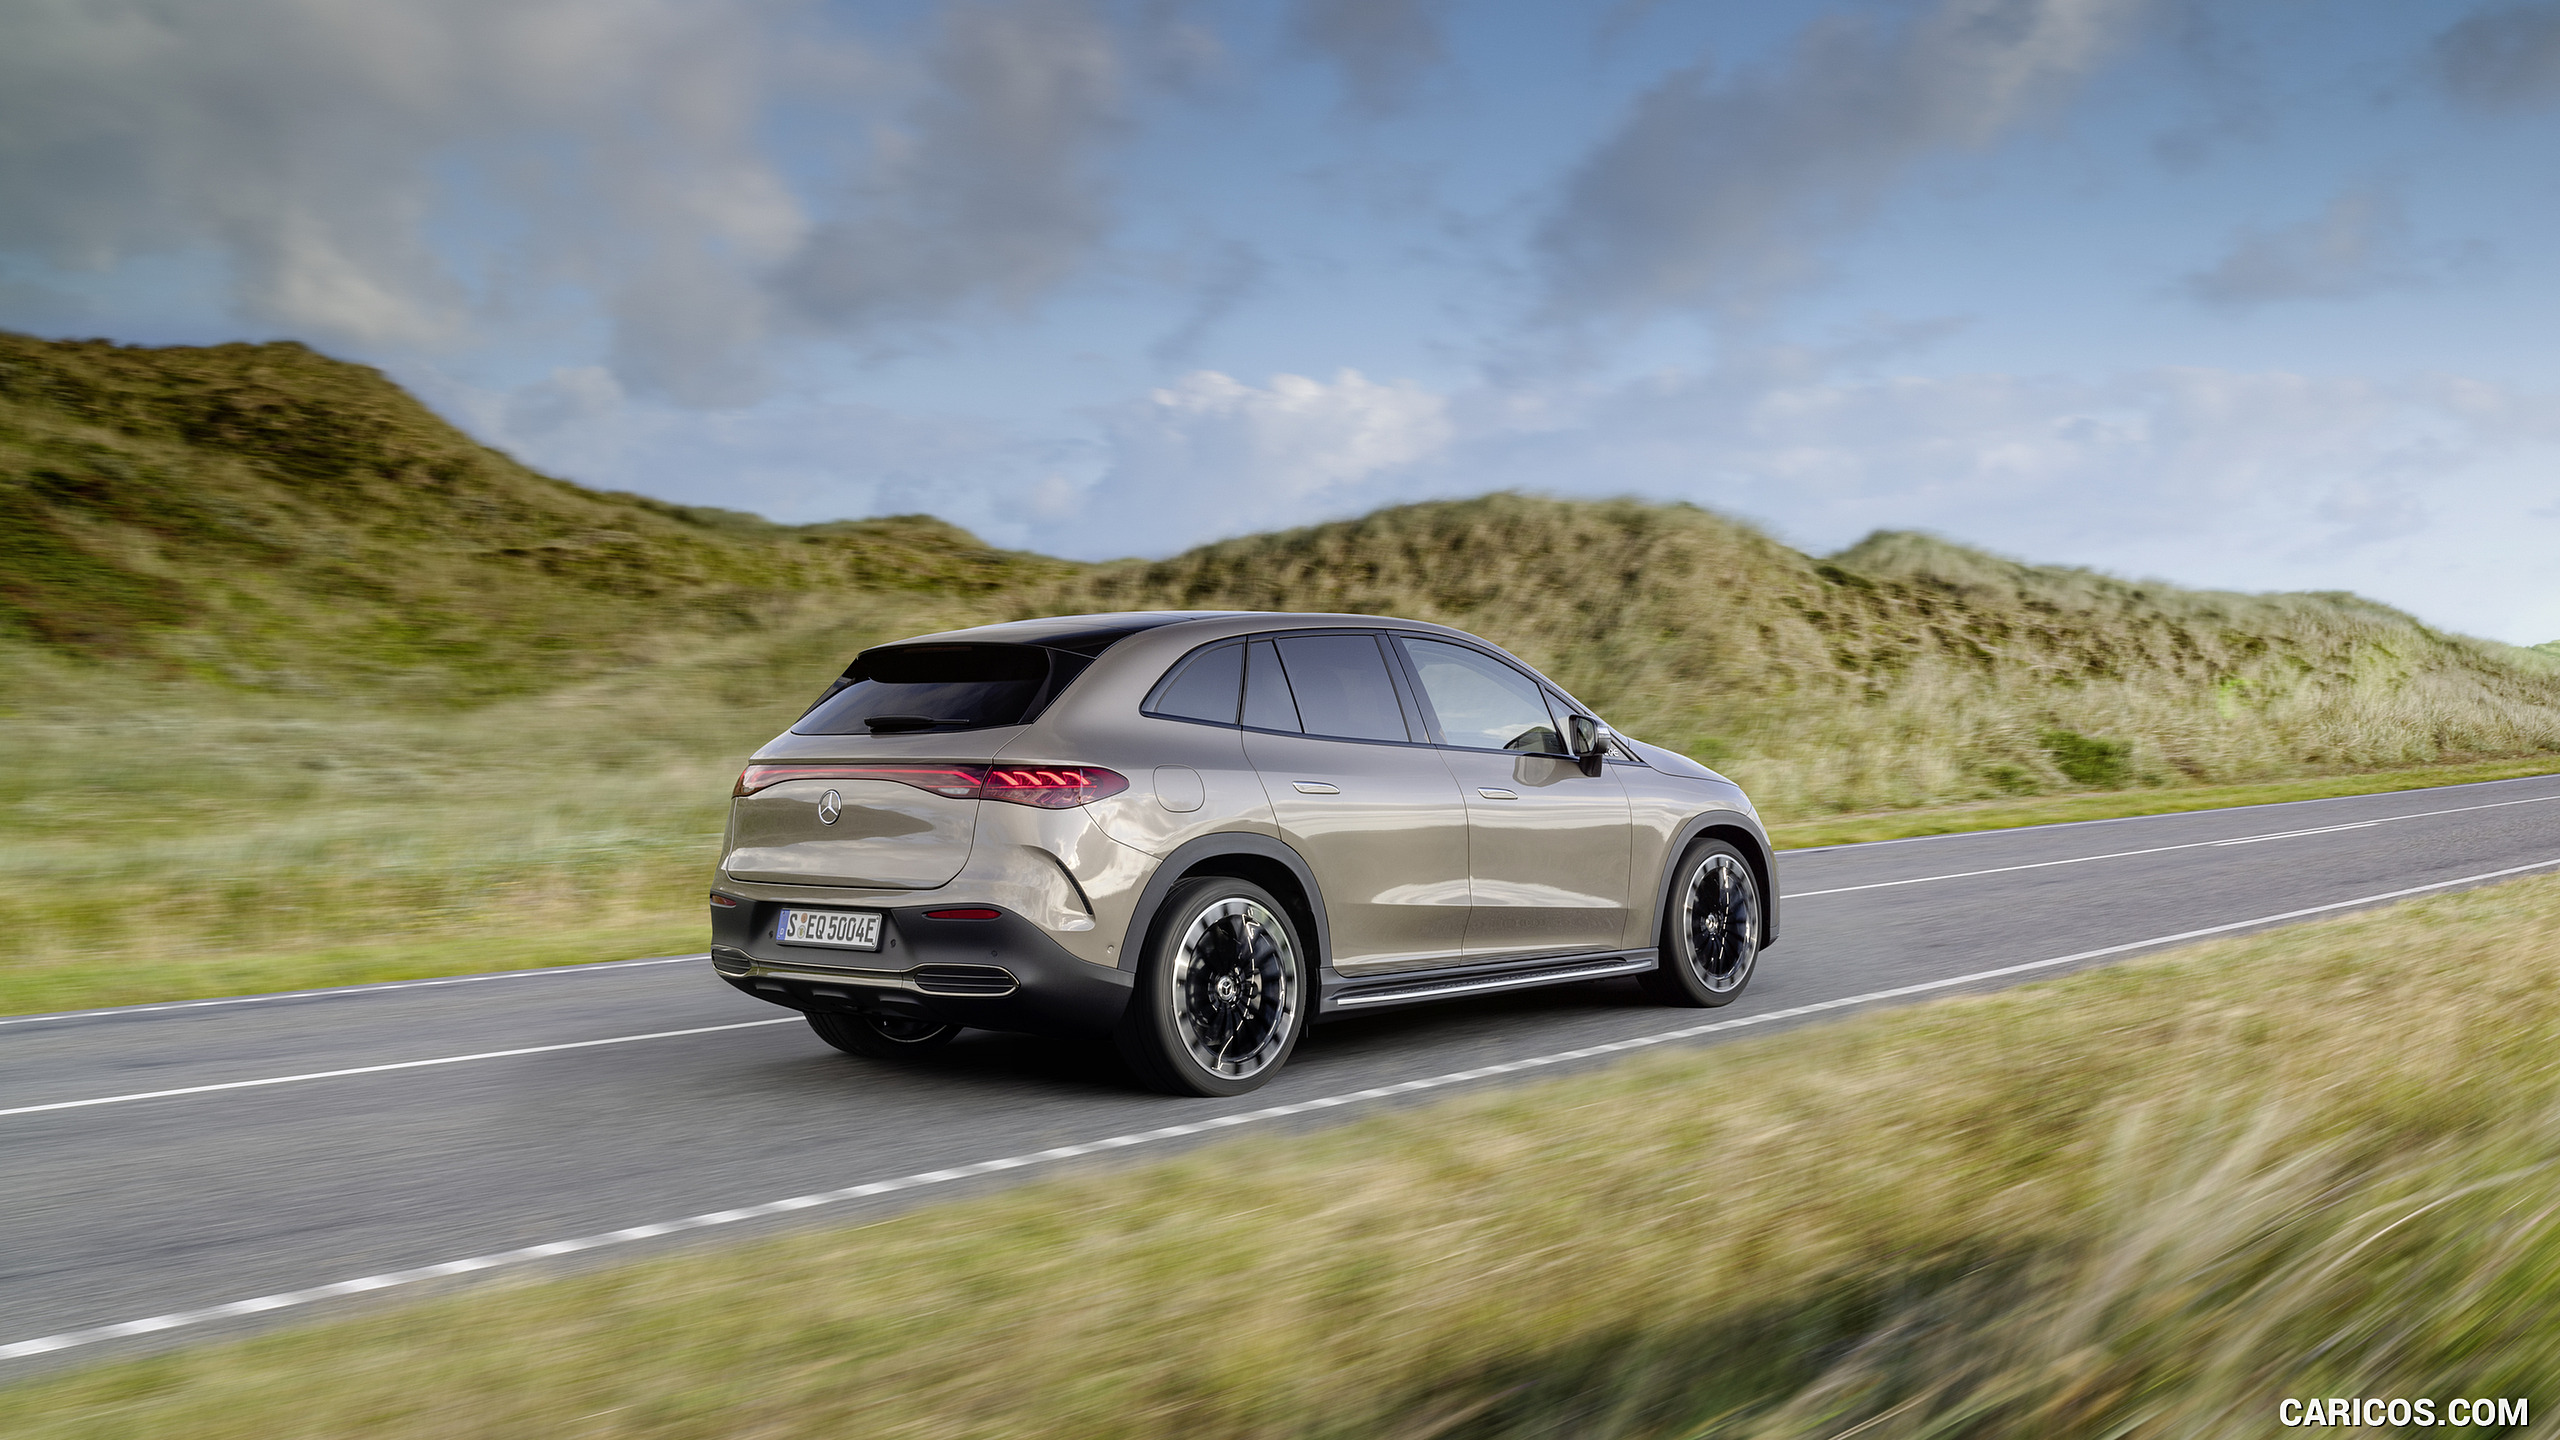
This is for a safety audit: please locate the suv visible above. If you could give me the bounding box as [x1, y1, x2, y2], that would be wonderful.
[709, 611, 1776, 1095]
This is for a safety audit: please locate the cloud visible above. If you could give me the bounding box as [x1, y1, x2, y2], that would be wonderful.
[1287, 0, 1449, 114]
[0, 0, 1147, 402]
[1068, 368, 1453, 547]
[1533, 0, 2155, 327]
[773, 0, 1128, 345]
[2179, 185, 2423, 310]
[2434, 2, 2560, 113]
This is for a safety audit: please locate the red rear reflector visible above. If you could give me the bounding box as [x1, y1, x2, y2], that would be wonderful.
[732, 762, 1128, 808]
[708, 893, 740, 909]
[924, 908, 1001, 921]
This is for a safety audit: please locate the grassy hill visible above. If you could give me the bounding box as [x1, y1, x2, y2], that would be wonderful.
[0, 332, 1067, 700]
[3, 330, 2558, 1010]
[1039, 496, 2560, 815]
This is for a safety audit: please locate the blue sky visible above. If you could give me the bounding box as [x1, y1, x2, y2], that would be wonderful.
[6, 0, 2559, 641]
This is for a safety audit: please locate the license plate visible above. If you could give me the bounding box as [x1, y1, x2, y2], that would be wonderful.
[775, 908, 883, 951]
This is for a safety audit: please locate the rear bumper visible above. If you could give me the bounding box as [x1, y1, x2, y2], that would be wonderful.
[709, 897, 1134, 1037]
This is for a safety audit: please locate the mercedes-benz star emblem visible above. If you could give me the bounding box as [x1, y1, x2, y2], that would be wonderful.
[816, 789, 843, 825]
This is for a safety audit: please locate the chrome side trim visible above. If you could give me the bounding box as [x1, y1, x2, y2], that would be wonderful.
[1333, 952, 1656, 1008]
[725, 957, 1020, 998]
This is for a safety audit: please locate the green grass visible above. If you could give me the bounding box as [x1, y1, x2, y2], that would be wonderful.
[10, 868, 2559, 1437]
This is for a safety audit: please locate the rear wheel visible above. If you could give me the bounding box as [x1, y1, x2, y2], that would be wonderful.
[1640, 839, 1761, 1007]
[1116, 877, 1307, 1096]
[806, 1009, 962, 1058]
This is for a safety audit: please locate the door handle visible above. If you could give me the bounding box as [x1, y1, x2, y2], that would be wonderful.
[1291, 781, 1340, 794]
[1477, 788, 1519, 800]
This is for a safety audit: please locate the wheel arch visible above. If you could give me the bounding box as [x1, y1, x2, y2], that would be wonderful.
[1120, 832, 1331, 982]
[1649, 810, 1780, 951]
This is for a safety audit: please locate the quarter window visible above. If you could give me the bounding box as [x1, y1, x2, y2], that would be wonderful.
[1242, 639, 1301, 732]
[1398, 638, 1563, 754]
[1273, 634, 1410, 743]
[1146, 641, 1244, 724]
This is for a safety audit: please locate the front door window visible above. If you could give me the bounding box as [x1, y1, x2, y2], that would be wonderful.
[1395, 637, 1632, 958]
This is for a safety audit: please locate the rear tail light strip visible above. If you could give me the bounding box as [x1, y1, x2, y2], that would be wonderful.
[733, 763, 1129, 809]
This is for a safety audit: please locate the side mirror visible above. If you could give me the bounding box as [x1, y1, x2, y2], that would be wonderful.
[1565, 715, 1608, 775]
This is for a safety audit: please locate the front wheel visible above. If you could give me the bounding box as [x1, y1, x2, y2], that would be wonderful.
[807, 1009, 962, 1058]
[1116, 877, 1308, 1096]
[1640, 839, 1761, 1008]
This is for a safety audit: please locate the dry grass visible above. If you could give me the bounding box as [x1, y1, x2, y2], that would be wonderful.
[0, 590, 1002, 1015]
[9, 871, 2558, 1438]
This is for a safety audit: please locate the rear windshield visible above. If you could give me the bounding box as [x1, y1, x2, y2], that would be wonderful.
[792, 644, 1079, 736]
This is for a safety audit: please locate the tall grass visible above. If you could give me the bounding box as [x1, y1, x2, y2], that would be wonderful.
[8, 868, 2556, 1437]
[0, 592, 1000, 1012]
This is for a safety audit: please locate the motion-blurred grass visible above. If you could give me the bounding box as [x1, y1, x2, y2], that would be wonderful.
[9, 866, 2556, 1437]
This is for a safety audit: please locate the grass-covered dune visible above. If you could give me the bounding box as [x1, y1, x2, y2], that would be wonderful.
[0, 331, 1066, 699]
[3, 329, 2558, 1011]
[1040, 495, 2560, 817]
[9, 867, 2556, 1438]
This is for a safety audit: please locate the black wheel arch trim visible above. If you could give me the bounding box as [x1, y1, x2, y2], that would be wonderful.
[1650, 809, 1780, 951]
[1120, 831, 1334, 981]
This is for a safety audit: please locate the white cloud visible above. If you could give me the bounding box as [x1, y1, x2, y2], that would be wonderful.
[1067, 368, 1454, 547]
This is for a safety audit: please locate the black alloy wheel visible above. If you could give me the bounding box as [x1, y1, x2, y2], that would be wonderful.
[806, 1009, 963, 1058]
[1117, 876, 1307, 1096]
[1640, 839, 1761, 1007]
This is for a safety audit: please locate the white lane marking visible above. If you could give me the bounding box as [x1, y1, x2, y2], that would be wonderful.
[0, 955, 710, 1030]
[2208, 821, 2383, 846]
[1780, 792, 2560, 899]
[9, 852, 2556, 1367]
[0, 1019, 795, 1119]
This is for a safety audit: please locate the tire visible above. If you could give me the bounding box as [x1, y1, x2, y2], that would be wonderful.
[806, 1009, 962, 1058]
[1115, 876, 1309, 1096]
[1640, 839, 1762, 1008]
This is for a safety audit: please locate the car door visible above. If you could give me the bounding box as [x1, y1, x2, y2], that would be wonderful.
[1239, 632, 1473, 974]
[1391, 635, 1633, 959]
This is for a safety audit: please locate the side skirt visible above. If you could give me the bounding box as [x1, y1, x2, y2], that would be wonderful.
[1319, 949, 1658, 1016]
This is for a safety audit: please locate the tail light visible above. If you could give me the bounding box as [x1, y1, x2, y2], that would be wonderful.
[733, 763, 1127, 808]
[980, 766, 1129, 808]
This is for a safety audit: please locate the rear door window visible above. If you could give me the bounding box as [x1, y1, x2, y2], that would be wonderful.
[1273, 634, 1411, 743]
[793, 644, 1067, 736]
[1397, 638, 1564, 753]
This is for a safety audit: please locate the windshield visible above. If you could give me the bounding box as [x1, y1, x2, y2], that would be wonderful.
[792, 644, 1075, 736]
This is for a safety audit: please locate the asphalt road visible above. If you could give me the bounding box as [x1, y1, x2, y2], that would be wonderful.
[7, 773, 2560, 1372]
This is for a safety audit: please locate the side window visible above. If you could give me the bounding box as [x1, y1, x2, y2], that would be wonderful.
[1398, 638, 1564, 754]
[1145, 642, 1244, 724]
[1273, 634, 1410, 743]
[1242, 638, 1301, 732]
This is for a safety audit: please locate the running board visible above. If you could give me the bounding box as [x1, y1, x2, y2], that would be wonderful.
[1327, 950, 1658, 1011]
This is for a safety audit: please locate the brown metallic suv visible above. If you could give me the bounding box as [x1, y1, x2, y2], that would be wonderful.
[709, 612, 1776, 1095]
